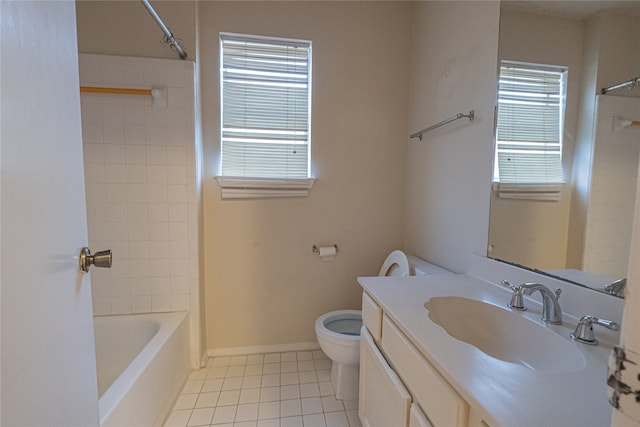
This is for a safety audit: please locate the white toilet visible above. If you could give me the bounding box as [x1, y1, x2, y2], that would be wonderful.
[315, 250, 419, 400]
[314, 310, 363, 400]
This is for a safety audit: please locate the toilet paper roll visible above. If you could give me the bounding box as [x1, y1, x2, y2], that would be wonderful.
[318, 246, 337, 257]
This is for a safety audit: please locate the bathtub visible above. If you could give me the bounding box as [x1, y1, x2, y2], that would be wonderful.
[94, 312, 191, 427]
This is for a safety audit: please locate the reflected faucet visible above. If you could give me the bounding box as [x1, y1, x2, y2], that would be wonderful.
[604, 278, 626, 297]
[502, 281, 563, 324]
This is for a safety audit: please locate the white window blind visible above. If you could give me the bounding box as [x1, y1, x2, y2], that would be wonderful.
[494, 62, 567, 199]
[220, 33, 311, 180]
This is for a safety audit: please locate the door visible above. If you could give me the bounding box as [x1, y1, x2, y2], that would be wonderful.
[1, 1, 100, 426]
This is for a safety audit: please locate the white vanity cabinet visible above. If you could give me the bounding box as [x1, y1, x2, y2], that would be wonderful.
[360, 291, 484, 427]
[359, 272, 618, 427]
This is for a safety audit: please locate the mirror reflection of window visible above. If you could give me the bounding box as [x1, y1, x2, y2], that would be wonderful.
[493, 61, 568, 201]
[488, 3, 640, 297]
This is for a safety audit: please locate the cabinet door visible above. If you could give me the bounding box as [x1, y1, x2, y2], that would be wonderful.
[382, 315, 469, 427]
[410, 404, 433, 427]
[359, 327, 411, 427]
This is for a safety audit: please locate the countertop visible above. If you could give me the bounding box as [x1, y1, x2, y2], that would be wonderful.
[359, 273, 616, 427]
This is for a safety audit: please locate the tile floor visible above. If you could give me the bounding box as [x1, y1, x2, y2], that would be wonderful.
[164, 350, 362, 427]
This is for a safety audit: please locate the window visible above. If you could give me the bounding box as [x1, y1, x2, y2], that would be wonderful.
[217, 33, 314, 198]
[493, 61, 567, 200]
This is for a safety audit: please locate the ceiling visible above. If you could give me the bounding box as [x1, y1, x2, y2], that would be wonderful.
[502, 1, 640, 19]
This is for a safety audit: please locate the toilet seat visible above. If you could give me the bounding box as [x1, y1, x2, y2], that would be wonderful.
[315, 310, 362, 349]
[325, 317, 361, 336]
[378, 249, 410, 277]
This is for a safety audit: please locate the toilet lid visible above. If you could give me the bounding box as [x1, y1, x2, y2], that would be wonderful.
[379, 250, 410, 277]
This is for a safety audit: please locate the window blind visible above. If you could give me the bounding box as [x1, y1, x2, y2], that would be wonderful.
[495, 62, 567, 189]
[220, 33, 311, 179]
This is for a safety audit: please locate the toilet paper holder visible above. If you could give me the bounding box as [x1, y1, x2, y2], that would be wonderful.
[312, 244, 339, 255]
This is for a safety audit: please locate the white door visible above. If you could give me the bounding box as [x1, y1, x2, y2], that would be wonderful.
[1, 1, 100, 426]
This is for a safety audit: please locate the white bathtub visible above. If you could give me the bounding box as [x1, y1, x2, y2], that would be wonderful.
[94, 312, 191, 427]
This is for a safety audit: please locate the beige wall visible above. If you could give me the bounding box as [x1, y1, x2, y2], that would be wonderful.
[583, 96, 640, 280]
[577, 12, 640, 278]
[487, 10, 584, 270]
[404, 1, 500, 274]
[199, 2, 412, 350]
[76, 0, 412, 352]
[76, 0, 196, 60]
[591, 12, 640, 94]
[570, 11, 640, 271]
[75, 0, 504, 351]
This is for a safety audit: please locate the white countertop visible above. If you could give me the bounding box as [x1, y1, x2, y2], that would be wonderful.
[359, 273, 617, 427]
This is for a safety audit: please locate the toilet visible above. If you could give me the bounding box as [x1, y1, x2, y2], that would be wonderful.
[315, 250, 449, 400]
[314, 309, 363, 400]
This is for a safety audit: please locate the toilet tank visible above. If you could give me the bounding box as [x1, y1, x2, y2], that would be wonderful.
[407, 255, 452, 276]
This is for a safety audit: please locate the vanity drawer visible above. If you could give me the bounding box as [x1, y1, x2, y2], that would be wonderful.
[381, 315, 469, 427]
[362, 292, 382, 341]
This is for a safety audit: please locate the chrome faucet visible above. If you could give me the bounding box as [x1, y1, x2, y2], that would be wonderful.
[501, 280, 527, 311]
[521, 283, 562, 324]
[502, 281, 563, 324]
[570, 315, 619, 345]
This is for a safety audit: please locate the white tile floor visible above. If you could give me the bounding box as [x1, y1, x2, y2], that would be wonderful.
[164, 350, 362, 427]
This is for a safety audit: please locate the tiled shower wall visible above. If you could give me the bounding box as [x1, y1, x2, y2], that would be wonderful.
[79, 54, 201, 363]
[583, 95, 640, 279]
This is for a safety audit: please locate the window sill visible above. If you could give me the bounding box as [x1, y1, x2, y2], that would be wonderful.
[492, 182, 564, 201]
[216, 177, 316, 199]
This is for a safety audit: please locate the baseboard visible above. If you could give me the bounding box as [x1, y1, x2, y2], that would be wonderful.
[207, 341, 321, 358]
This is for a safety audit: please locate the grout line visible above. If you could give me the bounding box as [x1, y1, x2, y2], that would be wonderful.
[164, 351, 361, 427]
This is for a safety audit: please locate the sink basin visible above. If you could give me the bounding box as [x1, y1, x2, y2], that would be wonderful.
[424, 296, 585, 372]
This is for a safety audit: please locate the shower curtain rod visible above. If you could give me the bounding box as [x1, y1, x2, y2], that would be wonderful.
[601, 76, 640, 94]
[140, 0, 187, 60]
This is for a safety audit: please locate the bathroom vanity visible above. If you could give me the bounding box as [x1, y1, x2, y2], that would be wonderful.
[358, 271, 620, 427]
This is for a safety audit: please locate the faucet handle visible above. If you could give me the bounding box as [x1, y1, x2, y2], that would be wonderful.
[501, 280, 517, 290]
[501, 280, 526, 311]
[570, 315, 619, 345]
[554, 288, 562, 300]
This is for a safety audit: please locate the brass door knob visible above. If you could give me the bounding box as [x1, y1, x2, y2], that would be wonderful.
[79, 247, 112, 273]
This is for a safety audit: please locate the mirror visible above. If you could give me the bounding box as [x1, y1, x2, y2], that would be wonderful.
[488, 1, 640, 298]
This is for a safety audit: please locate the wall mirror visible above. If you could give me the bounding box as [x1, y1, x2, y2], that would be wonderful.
[488, 1, 640, 298]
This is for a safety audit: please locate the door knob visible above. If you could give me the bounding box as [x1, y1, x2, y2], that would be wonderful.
[79, 247, 112, 273]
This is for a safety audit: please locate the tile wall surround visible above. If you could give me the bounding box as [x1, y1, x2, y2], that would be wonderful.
[583, 96, 640, 279]
[79, 53, 201, 364]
